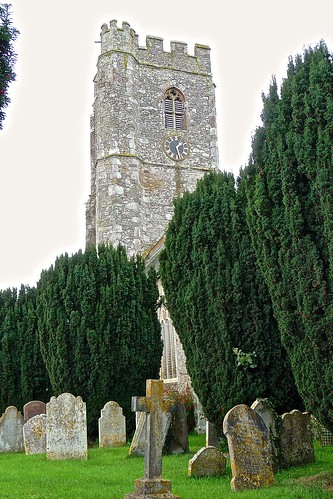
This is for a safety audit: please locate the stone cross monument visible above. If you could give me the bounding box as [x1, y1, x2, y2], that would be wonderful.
[125, 379, 181, 498]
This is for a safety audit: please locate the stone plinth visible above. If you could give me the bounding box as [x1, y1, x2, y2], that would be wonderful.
[124, 478, 181, 498]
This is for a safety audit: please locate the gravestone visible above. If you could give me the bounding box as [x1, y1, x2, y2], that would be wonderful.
[125, 379, 181, 498]
[23, 414, 46, 455]
[206, 421, 218, 448]
[164, 402, 189, 455]
[23, 400, 46, 423]
[0, 406, 24, 452]
[188, 446, 226, 477]
[46, 393, 87, 460]
[251, 398, 279, 471]
[129, 411, 172, 457]
[279, 410, 314, 468]
[223, 404, 275, 491]
[99, 401, 126, 447]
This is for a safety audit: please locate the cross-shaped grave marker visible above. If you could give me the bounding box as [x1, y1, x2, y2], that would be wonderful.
[125, 379, 181, 498]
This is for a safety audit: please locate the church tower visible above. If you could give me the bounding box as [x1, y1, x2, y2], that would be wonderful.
[86, 20, 219, 253]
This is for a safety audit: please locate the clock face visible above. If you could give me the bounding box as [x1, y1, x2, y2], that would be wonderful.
[164, 136, 189, 161]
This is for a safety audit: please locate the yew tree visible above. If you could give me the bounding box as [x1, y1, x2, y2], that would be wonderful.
[244, 41, 333, 431]
[159, 171, 302, 430]
[0, 3, 18, 128]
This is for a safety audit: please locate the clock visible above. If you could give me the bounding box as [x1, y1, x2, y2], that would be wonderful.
[164, 135, 189, 161]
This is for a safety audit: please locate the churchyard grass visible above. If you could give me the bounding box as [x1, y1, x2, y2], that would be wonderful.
[0, 434, 331, 498]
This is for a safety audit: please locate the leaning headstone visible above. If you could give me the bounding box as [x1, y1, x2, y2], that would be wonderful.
[23, 400, 46, 423]
[129, 410, 172, 457]
[188, 446, 226, 477]
[23, 414, 46, 455]
[46, 393, 87, 460]
[125, 379, 181, 498]
[279, 410, 314, 468]
[206, 421, 219, 448]
[99, 401, 126, 447]
[223, 404, 275, 491]
[0, 406, 24, 452]
[251, 398, 279, 472]
[164, 402, 189, 454]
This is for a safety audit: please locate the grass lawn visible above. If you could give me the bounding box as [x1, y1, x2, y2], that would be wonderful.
[0, 434, 331, 498]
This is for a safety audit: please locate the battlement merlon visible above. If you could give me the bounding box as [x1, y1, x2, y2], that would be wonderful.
[100, 20, 211, 74]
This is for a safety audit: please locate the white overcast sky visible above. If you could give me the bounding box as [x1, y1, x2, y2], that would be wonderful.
[1, 0, 333, 290]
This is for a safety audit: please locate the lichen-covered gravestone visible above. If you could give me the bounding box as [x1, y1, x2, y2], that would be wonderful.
[23, 414, 46, 455]
[99, 401, 126, 447]
[0, 406, 24, 452]
[188, 446, 226, 477]
[279, 410, 314, 468]
[23, 400, 46, 423]
[129, 411, 172, 457]
[125, 379, 181, 498]
[223, 404, 275, 491]
[251, 398, 279, 472]
[46, 393, 87, 460]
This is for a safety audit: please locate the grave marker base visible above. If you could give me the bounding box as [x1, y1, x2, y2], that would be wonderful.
[124, 478, 181, 498]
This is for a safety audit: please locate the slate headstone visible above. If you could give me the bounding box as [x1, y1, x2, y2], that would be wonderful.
[206, 421, 218, 448]
[164, 402, 189, 454]
[223, 404, 275, 491]
[23, 400, 46, 423]
[129, 411, 172, 457]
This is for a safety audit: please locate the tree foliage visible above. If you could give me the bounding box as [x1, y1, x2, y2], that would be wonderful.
[36, 244, 162, 437]
[159, 171, 302, 430]
[244, 41, 333, 431]
[0, 3, 18, 129]
[0, 286, 51, 414]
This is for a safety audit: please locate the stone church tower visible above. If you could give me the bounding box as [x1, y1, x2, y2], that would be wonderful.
[86, 20, 219, 252]
[86, 21, 219, 423]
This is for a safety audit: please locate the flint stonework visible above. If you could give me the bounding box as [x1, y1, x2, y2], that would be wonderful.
[223, 404, 275, 491]
[46, 393, 87, 460]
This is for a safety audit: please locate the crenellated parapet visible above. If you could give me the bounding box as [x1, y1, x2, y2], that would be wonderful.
[100, 20, 211, 74]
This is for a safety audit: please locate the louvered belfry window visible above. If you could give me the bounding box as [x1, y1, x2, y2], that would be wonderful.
[164, 88, 185, 130]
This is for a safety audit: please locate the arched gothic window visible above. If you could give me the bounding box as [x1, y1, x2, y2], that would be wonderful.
[164, 88, 185, 130]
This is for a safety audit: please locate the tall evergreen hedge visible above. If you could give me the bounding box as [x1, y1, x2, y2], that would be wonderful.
[159, 171, 302, 430]
[244, 41, 333, 431]
[36, 244, 162, 437]
[0, 3, 18, 128]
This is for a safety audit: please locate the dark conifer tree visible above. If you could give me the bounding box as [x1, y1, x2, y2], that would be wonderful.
[159, 171, 302, 430]
[37, 244, 162, 437]
[0, 3, 18, 128]
[244, 41, 333, 431]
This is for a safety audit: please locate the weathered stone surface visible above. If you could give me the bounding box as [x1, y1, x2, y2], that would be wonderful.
[188, 446, 226, 477]
[164, 402, 189, 454]
[46, 393, 87, 460]
[279, 410, 315, 468]
[23, 400, 46, 423]
[206, 421, 218, 447]
[0, 406, 24, 452]
[124, 478, 181, 498]
[99, 401, 126, 448]
[129, 411, 172, 457]
[126, 379, 180, 498]
[251, 398, 279, 472]
[23, 414, 46, 455]
[223, 404, 274, 491]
